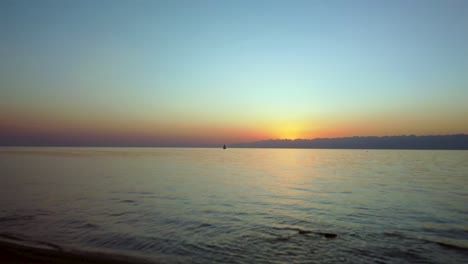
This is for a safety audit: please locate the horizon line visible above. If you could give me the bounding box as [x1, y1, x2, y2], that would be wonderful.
[0, 134, 467, 148]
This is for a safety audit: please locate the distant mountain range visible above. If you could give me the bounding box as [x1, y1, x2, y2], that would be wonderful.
[230, 135, 468, 150]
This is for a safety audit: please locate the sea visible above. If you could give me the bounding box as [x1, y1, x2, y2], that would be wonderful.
[0, 147, 467, 263]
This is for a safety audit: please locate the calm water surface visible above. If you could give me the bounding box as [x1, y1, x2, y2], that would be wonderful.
[0, 148, 467, 263]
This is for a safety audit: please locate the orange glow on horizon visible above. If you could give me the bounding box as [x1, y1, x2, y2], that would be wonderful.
[1, 110, 467, 146]
[268, 122, 313, 140]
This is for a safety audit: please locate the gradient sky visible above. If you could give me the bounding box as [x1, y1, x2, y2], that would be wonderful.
[1, 0, 468, 146]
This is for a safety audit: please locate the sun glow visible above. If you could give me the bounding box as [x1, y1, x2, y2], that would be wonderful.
[270, 122, 312, 140]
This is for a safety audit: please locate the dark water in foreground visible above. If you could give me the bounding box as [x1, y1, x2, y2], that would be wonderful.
[0, 148, 467, 263]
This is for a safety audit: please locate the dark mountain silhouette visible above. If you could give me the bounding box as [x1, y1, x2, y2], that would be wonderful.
[231, 135, 468, 150]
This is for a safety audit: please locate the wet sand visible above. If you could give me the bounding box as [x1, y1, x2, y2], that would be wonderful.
[0, 239, 156, 264]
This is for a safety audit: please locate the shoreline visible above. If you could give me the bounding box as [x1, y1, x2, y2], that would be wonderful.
[0, 239, 157, 264]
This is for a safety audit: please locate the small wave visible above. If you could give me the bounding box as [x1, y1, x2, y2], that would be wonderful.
[82, 223, 100, 229]
[82, 232, 179, 255]
[197, 223, 213, 228]
[0, 233, 157, 263]
[109, 211, 134, 217]
[383, 232, 406, 238]
[67, 219, 101, 230]
[435, 241, 468, 252]
[422, 226, 468, 240]
[288, 186, 310, 192]
[182, 221, 215, 232]
[274, 226, 338, 238]
[0, 215, 34, 223]
[148, 195, 180, 200]
[127, 191, 154, 195]
[382, 232, 468, 254]
[0, 233, 63, 251]
[119, 199, 136, 203]
[0, 233, 23, 241]
[383, 248, 429, 263]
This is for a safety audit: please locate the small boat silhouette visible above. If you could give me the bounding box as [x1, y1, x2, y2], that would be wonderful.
[223, 144, 226, 149]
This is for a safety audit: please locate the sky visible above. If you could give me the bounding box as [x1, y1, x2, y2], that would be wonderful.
[1, 0, 467, 146]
